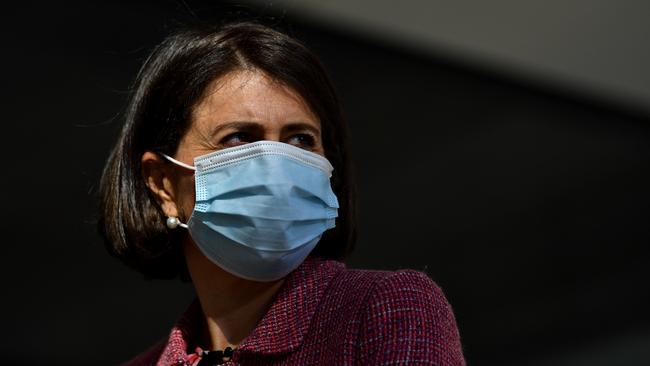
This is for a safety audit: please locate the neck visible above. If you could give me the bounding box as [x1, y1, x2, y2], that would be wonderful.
[184, 241, 285, 351]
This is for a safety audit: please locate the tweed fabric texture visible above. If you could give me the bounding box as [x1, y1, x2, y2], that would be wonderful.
[122, 256, 465, 365]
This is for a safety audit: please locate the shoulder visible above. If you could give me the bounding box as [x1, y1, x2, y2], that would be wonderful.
[339, 268, 465, 366]
[325, 266, 450, 309]
[365, 269, 451, 315]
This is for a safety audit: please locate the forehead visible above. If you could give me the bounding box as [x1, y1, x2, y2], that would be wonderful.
[191, 69, 319, 130]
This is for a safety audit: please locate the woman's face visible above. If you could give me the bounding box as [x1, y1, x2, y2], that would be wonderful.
[149, 69, 323, 222]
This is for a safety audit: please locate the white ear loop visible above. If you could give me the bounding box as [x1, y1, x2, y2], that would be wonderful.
[159, 153, 192, 230]
[161, 153, 196, 171]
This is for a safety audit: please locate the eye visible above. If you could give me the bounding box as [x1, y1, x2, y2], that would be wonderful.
[221, 132, 252, 147]
[287, 133, 316, 149]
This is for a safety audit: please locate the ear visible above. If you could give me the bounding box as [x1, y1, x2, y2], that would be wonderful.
[141, 151, 180, 218]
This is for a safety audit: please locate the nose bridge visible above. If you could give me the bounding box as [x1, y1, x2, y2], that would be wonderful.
[261, 123, 282, 142]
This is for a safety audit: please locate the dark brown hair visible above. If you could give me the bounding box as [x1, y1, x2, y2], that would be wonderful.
[98, 22, 356, 279]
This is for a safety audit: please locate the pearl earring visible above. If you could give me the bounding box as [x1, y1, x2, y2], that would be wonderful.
[166, 216, 187, 229]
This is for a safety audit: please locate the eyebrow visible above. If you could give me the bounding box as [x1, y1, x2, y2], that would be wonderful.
[209, 121, 321, 138]
[280, 122, 321, 137]
[209, 121, 262, 138]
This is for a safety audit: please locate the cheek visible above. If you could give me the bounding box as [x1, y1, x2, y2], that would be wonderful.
[177, 174, 197, 218]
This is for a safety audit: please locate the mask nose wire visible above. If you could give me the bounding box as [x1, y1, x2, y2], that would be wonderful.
[160, 153, 197, 171]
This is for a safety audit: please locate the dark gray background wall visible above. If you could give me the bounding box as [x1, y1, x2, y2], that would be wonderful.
[254, 0, 650, 113]
[1, 1, 648, 365]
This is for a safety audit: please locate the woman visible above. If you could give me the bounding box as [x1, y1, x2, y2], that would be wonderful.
[99, 22, 465, 366]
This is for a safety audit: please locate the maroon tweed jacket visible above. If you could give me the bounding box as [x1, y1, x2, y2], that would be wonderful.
[123, 256, 465, 366]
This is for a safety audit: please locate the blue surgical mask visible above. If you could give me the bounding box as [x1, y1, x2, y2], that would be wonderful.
[162, 140, 339, 282]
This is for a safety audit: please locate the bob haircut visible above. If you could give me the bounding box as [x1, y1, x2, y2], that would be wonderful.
[99, 22, 356, 279]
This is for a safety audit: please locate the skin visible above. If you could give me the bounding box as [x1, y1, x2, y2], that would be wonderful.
[141, 69, 324, 351]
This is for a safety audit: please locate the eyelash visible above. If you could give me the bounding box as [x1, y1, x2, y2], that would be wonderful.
[288, 133, 316, 148]
[221, 132, 250, 147]
[220, 132, 316, 149]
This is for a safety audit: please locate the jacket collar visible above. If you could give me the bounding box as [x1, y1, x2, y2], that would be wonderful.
[156, 256, 345, 365]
